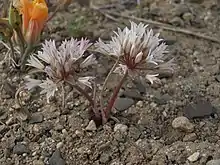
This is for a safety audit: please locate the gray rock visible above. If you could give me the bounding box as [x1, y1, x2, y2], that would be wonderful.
[170, 17, 184, 26]
[0, 125, 8, 134]
[33, 160, 44, 165]
[114, 124, 128, 133]
[133, 79, 146, 94]
[128, 126, 141, 140]
[99, 153, 110, 164]
[114, 97, 135, 111]
[49, 150, 65, 165]
[172, 116, 194, 133]
[182, 12, 194, 22]
[183, 133, 197, 142]
[13, 143, 30, 155]
[154, 93, 171, 105]
[215, 75, 220, 82]
[29, 113, 44, 124]
[85, 120, 97, 131]
[206, 160, 220, 165]
[187, 152, 200, 162]
[121, 90, 143, 100]
[184, 100, 216, 119]
[171, 5, 190, 16]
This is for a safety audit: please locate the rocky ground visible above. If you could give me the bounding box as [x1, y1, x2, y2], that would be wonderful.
[1, 0, 220, 164]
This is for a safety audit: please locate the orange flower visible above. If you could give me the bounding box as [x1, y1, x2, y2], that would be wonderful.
[19, 0, 48, 44]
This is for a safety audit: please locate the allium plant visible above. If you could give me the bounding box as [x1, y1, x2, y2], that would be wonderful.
[25, 38, 97, 104]
[25, 21, 174, 125]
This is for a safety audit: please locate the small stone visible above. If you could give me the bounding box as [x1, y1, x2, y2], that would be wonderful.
[184, 100, 216, 119]
[0, 125, 8, 134]
[215, 75, 220, 82]
[56, 142, 64, 149]
[114, 124, 128, 133]
[128, 126, 141, 140]
[114, 97, 135, 111]
[183, 133, 197, 142]
[13, 143, 30, 155]
[172, 116, 194, 133]
[121, 90, 143, 100]
[29, 113, 43, 124]
[49, 150, 65, 165]
[33, 160, 44, 165]
[133, 79, 146, 94]
[99, 153, 110, 164]
[136, 101, 143, 108]
[182, 12, 194, 22]
[206, 159, 220, 165]
[85, 120, 97, 131]
[170, 17, 184, 26]
[187, 152, 200, 162]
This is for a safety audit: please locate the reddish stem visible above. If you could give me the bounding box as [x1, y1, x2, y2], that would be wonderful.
[102, 69, 128, 123]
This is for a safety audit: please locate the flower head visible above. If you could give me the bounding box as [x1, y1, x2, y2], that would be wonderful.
[25, 38, 97, 102]
[95, 21, 174, 84]
[19, 0, 48, 44]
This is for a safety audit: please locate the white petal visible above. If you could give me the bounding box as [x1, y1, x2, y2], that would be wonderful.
[26, 55, 45, 70]
[78, 76, 94, 89]
[39, 79, 58, 103]
[25, 78, 42, 90]
[145, 74, 159, 84]
[80, 54, 97, 68]
[135, 52, 143, 64]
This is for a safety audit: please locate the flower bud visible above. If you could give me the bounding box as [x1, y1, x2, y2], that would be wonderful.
[8, 3, 22, 30]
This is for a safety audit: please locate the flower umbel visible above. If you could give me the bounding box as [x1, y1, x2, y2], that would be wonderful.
[25, 38, 96, 102]
[95, 21, 173, 84]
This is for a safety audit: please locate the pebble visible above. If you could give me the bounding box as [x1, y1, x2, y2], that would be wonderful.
[114, 97, 135, 111]
[170, 17, 184, 26]
[13, 143, 30, 155]
[85, 120, 97, 131]
[56, 142, 64, 149]
[172, 116, 194, 133]
[183, 133, 197, 142]
[33, 160, 44, 165]
[49, 150, 65, 165]
[136, 101, 143, 108]
[206, 159, 220, 165]
[114, 124, 128, 133]
[184, 100, 216, 119]
[99, 153, 110, 164]
[121, 90, 143, 100]
[29, 113, 44, 124]
[187, 152, 200, 162]
[182, 12, 194, 22]
[0, 125, 7, 134]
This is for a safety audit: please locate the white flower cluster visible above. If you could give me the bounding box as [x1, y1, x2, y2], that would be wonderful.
[95, 21, 173, 84]
[26, 38, 96, 102]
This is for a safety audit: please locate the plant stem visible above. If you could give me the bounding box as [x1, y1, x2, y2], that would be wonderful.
[20, 45, 33, 71]
[100, 57, 119, 110]
[103, 69, 128, 123]
[16, 27, 26, 55]
[8, 39, 15, 61]
[70, 83, 94, 106]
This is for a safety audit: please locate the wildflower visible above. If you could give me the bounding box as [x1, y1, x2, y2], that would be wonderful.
[25, 38, 97, 102]
[95, 21, 174, 84]
[19, 0, 48, 45]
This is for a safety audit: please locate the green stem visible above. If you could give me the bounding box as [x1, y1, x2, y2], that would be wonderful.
[102, 69, 128, 123]
[16, 27, 26, 55]
[8, 39, 15, 61]
[100, 57, 119, 110]
[20, 45, 33, 71]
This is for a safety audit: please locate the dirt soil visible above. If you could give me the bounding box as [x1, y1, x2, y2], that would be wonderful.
[1, 0, 220, 165]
